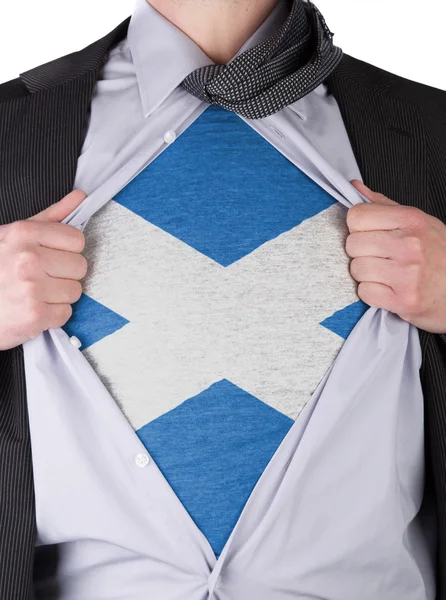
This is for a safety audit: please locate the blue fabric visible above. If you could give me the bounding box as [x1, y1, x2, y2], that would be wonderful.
[137, 380, 293, 557]
[113, 106, 336, 266]
[320, 300, 368, 339]
[63, 293, 129, 349]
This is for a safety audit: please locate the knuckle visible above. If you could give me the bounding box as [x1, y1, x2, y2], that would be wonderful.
[403, 235, 424, 262]
[15, 250, 40, 279]
[20, 279, 40, 301]
[25, 301, 45, 327]
[407, 263, 424, 287]
[7, 220, 34, 240]
[402, 288, 423, 313]
[403, 207, 428, 232]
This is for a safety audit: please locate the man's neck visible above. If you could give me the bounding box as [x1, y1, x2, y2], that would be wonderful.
[147, 0, 281, 63]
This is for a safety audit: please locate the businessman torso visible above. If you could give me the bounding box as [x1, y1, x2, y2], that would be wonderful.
[0, 18, 446, 599]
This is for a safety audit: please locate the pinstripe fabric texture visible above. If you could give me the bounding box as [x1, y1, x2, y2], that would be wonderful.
[0, 18, 445, 599]
[0, 20, 129, 600]
[181, 0, 343, 119]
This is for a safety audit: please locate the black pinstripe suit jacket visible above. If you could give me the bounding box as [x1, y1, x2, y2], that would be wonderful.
[0, 17, 446, 599]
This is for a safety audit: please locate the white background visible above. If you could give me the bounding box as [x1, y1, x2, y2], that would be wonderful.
[0, 0, 445, 90]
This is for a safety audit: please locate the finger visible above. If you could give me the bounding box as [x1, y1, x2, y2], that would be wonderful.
[41, 303, 73, 331]
[357, 281, 400, 313]
[6, 220, 85, 253]
[0, 190, 86, 243]
[39, 246, 88, 280]
[350, 180, 399, 206]
[347, 203, 410, 233]
[29, 189, 87, 223]
[346, 230, 404, 259]
[26, 303, 74, 339]
[350, 256, 398, 288]
[37, 222, 85, 253]
[41, 277, 83, 305]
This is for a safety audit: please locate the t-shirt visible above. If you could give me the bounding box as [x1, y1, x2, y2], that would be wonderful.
[63, 105, 367, 556]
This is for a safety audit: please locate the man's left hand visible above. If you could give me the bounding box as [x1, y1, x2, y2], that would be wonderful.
[346, 179, 446, 333]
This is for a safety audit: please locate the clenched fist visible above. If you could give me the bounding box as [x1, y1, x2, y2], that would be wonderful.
[0, 190, 88, 350]
[347, 179, 446, 333]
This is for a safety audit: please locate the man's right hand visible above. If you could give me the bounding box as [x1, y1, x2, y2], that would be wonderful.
[0, 190, 88, 350]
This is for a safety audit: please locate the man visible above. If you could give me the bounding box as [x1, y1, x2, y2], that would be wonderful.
[0, 0, 445, 598]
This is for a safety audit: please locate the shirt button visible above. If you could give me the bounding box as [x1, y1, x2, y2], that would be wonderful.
[135, 453, 150, 468]
[163, 130, 176, 144]
[69, 336, 82, 349]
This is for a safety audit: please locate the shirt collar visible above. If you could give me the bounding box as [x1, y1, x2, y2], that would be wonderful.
[127, 0, 291, 117]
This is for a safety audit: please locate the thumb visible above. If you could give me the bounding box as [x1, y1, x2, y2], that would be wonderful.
[350, 179, 399, 206]
[28, 189, 88, 223]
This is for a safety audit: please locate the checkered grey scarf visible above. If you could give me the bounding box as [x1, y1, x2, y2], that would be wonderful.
[181, 0, 343, 119]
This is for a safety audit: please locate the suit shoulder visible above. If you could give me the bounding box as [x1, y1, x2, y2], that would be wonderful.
[340, 53, 446, 112]
[0, 42, 87, 105]
[366, 58, 446, 122]
[0, 16, 130, 102]
[0, 44, 88, 103]
[390, 69, 446, 114]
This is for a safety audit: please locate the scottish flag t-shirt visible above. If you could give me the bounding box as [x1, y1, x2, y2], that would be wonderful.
[63, 106, 367, 556]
